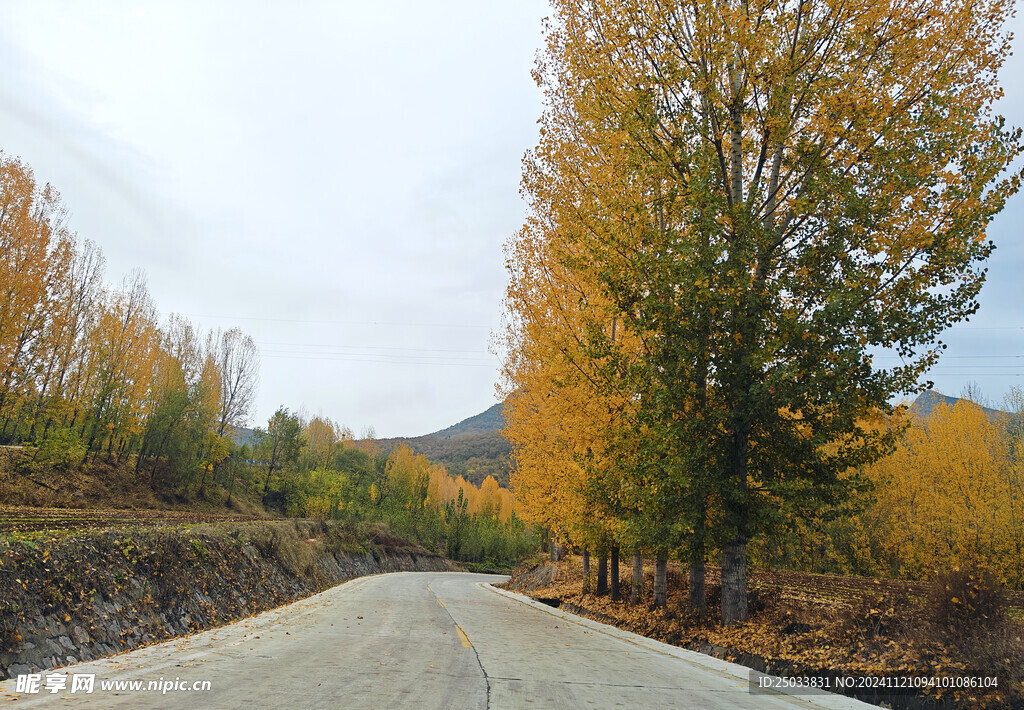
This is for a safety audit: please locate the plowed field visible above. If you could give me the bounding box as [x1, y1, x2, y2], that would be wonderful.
[0, 505, 264, 535]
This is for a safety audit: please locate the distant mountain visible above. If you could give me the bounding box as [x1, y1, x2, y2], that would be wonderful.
[428, 403, 505, 439]
[908, 390, 1003, 419]
[374, 403, 511, 487]
[229, 426, 256, 447]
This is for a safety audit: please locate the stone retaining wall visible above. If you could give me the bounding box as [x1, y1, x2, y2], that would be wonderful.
[0, 521, 455, 679]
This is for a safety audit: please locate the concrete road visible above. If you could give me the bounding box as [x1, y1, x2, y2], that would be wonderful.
[0, 572, 876, 709]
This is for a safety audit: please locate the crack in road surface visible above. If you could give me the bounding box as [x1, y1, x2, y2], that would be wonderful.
[428, 581, 492, 708]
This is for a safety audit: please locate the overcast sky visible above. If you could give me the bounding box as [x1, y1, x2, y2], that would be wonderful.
[1, 2, 1022, 437]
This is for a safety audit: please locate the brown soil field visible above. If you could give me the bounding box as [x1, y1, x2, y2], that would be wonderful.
[0, 505, 265, 536]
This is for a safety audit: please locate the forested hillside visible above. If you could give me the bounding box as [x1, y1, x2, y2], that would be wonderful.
[430, 403, 504, 438]
[374, 403, 511, 487]
[751, 392, 1024, 586]
[909, 389, 1003, 420]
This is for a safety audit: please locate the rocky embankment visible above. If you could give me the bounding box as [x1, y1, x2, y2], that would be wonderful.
[0, 519, 457, 679]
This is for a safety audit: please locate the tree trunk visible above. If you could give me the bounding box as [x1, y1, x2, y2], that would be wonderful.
[653, 555, 668, 607]
[689, 536, 706, 611]
[609, 545, 620, 601]
[721, 536, 748, 626]
[550, 533, 560, 562]
[227, 463, 237, 506]
[134, 430, 150, 475]
[84, 427, 97, 464]
[631, 548, 642, 604]
[262, 463, 276, 503]
[689, 558, 706, 612]
[150, 424, 178, 482]
[596, 550, 608, 595]
[14, 410, 28, 441]
[582, 548, 591, 593]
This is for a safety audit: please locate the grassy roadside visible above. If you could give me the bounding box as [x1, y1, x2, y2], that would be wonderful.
[460, 560, 516, 575]
[504, 555, 1024, 709]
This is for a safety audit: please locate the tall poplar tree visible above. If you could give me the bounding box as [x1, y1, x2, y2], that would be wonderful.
[500, 211, 636, 558]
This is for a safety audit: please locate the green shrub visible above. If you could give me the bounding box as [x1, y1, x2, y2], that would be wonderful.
[34, 427, 87, 472]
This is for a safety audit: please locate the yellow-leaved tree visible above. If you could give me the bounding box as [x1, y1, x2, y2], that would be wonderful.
[0, 155, 75, 436]
[499, 199, 644, 579]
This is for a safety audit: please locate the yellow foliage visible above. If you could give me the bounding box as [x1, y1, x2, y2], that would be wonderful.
[304, 416, 341, 470]
[860, 400, 1024, 586]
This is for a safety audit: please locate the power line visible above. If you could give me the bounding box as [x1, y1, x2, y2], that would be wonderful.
[910, 365, 1024, 369]
[195, 314, 490, 329]
[260, 348, 494, 363]
[925, 373, 1024, 376]
[874, 355, 1024, 360]
[255, 341, 490, 355]
[260, 353, 497, 367]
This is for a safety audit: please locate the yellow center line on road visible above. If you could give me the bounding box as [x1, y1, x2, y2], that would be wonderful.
[436, 599, 446, 609]
[454, 624, 473, 648]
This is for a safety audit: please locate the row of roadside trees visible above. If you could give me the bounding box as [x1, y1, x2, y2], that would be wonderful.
[0, 153, 260, 488]
[500, 0, 1022, 624]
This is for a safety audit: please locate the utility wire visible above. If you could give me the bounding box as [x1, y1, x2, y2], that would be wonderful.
[260, 347, 493, 362]
[260, 353, 497, 367]
[255, 341, 490, 355]
[196, 314, 490, 329]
